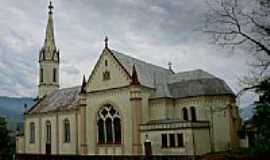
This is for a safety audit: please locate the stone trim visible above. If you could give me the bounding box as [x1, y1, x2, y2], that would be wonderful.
[149, 94, 235, 100]
[140, 121, 210, 131]
[130, 97, 142, 101]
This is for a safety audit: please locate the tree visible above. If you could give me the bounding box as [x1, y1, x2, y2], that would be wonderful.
[252, 78, 270, 154]
[204, 0, 270, 154]
[0, 117, 15, 160]
[204, 0, 270, 87]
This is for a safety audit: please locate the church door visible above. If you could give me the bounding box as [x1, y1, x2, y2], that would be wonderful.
[45, 143, 51, 154]
[45, 121, 51, 154]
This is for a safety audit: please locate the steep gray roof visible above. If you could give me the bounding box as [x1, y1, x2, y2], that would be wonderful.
[27, 86, 80, 114]
[111, 50, 235, 98]
[168, 69, 216, 83]
[112, 50, 173, 88]
[167, 78, 234, 98]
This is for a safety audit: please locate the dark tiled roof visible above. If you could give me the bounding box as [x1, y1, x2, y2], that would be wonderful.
[27, 86, 80, 114]
[111, 50, 234, 98]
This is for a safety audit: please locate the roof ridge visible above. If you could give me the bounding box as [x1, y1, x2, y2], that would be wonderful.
[174, 69, 215, 76]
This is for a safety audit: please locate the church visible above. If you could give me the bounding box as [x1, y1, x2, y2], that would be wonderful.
[16, 1, 241, 156]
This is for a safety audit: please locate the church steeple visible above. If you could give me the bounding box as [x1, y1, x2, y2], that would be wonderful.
[38, 1, 60, 98]
[39, 0, 58, 62]
[44, 1, 56, 51]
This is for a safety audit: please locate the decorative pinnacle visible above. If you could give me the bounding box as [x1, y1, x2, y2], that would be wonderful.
[104, 36, 109, 48]
[48, 1, 54, 15]
[80, 74, 87, 94]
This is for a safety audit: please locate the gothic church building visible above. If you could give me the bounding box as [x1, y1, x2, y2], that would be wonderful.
[16, 2, 240, 156]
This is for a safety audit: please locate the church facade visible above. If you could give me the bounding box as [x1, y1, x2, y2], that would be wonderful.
[16, 2, 241, 156]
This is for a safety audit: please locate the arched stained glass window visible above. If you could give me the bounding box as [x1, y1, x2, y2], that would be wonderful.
[182, 107, 188, 121]
[29, 122, 35, 143]
[64, 119, 70, 143]
[97, 104, 121, 144]
[46, 121, 51, 144]
[40, 68, 43, 83]
[190, 107, 197, 122]
[53, 68, 57, 82]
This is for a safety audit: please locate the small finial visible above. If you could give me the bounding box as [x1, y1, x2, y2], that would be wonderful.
[104, 36, 109, 48]
[168, 62, 172, 71]
[48, 1, 54, 15]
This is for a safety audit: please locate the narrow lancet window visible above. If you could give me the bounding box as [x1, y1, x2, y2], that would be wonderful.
[46, 121, 51, 144]
[183, 107, 188, 121]
[64, 119, 70, 143]
[40, 68, 43, 83]
[29, 122, 35, 144]
[191, 107, 197, 122]
[53, 68, 57, 82]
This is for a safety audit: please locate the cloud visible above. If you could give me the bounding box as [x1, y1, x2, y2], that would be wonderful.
[0, 0, 256, 107]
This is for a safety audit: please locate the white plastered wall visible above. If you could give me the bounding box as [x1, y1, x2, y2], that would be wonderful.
[140, 129, 196, 155]
[175, 96, 233, 152]
[58, 111, 79, 154]
[24, 116, 40, 154]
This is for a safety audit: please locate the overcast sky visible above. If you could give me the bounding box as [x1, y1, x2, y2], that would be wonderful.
[0, 0, 256, 107]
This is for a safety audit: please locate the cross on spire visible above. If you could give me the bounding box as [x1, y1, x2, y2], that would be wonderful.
[48, 1, 54, 15]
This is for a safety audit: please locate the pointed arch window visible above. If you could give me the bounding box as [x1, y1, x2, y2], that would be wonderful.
[40, 68, 44, 83]
[29, 122, 35, 144]
[53, 68, 57, 82]
[46, 121, 51, 144]
[190, 107, 197, 122]
[97, 104, 121, 144]
[64, 119, 70, 143]
[182, 107, 188, 121]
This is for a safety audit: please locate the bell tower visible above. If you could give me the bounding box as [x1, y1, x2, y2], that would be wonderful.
[38, 1, 59, 98]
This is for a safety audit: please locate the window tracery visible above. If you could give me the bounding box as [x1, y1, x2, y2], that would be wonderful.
[97, 104, 121, 144]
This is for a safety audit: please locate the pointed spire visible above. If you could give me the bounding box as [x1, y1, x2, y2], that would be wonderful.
[104, 36, 109, 48]
[131, 64, 140, 85]
[43, 0, 56, 51]
[80, 75, 87, 94]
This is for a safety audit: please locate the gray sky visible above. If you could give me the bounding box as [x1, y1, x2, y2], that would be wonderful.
[0, 0, 256, 107]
